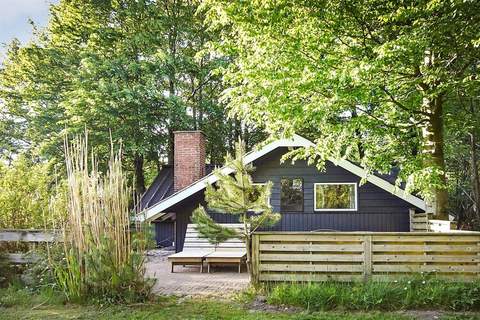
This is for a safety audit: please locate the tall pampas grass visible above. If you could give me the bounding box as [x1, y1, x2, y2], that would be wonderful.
[53, 132, 152, 303]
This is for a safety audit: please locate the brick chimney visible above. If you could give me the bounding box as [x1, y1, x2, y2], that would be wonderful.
[173, 131, 206, 192]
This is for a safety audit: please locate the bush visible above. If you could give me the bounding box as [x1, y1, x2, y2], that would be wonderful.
[51, 135, 154, 304]
[267, 278, 480, 311]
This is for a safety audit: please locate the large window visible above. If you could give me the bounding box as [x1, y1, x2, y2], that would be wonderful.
[281, 178, 303, 212]
[314, 183, 357, 211]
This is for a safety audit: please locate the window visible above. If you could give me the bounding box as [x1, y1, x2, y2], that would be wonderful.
[314, 183, 357, 211]
[281, 178, 303, 212]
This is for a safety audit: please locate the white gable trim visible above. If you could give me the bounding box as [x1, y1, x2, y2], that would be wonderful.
[141, 134, 426, 222]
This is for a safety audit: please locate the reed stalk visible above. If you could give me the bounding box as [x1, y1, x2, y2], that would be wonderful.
[52, 132, 151, 302]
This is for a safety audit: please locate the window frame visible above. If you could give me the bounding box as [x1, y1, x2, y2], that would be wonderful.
[313, 182, 358, 212]
[280, 177, 304, 212]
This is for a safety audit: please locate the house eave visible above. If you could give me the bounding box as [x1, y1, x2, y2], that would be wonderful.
[140, 134, 426, 222]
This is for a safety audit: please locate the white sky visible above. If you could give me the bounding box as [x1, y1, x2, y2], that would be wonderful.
[0, 0, 58, 62]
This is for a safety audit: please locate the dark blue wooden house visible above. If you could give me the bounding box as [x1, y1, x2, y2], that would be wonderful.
[140, 131, 426, 251]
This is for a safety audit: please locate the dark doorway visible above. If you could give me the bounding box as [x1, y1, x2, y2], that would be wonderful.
[154, 220, 175, 248]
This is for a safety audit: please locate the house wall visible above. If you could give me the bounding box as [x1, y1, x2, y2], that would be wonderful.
[167, 148, 415, 251]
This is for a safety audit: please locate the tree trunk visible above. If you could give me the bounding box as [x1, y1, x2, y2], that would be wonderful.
[134, 154, 146, 196]
[421, 96, 448, 219]
[420, 50, 448, 219]
[468, 128, 480, 224]
[245, 233, 253, 281]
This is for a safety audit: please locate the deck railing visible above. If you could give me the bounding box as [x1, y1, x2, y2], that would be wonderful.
[0, 229, 62, 264]
[409, 210, 458, 232]
[251, 231, 480, 283]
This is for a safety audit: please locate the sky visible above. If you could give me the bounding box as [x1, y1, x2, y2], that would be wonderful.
[0, 0, 58, 62]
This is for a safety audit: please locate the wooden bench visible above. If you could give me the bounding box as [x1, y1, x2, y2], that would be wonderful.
[168, 223, 246, 273]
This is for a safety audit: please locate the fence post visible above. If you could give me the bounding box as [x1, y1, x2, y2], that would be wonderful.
[409, 208, 416, 231]
[363, 235, 372, 282]
[477, 240, 480, 279]
[251, 233, 260, 284]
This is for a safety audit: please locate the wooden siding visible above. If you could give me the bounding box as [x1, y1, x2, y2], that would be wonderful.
[166, 148, 417, 251]
[252, 232, 480, 283]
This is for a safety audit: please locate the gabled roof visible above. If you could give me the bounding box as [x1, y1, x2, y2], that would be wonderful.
[140, 134, 426, 222]
[139, 164, 216, 211]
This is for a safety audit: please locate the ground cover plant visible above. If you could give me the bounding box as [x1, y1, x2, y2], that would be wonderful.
[266, 279, 480, 312]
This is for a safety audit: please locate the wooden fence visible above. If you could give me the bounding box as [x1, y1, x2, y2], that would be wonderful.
[0, 229, 62, 264]
[251, 232, 480, 283]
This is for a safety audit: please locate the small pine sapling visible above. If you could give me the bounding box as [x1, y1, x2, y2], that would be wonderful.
[191, 139, 280, 280]
[191, 206, 238, 248]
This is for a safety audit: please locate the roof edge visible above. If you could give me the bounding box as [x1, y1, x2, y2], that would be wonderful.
[140, 134, 426, 222]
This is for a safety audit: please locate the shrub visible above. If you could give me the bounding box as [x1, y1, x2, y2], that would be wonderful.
[267, 278, 480, 311]
[49, 134, 154, 304]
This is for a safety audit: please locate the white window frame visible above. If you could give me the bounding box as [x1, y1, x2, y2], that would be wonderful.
[313, 182, 358, 212]
[252, 182, 271, 208]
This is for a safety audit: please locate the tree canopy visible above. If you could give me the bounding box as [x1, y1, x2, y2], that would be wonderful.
[202, 0, 480, 218]
[0, 0, 264, 196]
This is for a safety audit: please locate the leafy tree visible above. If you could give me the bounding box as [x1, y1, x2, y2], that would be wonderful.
[0, 0, 265, 196]
[191, 139, 280, 279]
[0, 156, 66, 229]
[202, 0, 480, 218]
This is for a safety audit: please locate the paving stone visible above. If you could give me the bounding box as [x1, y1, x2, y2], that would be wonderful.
[145, 250, 250, 297]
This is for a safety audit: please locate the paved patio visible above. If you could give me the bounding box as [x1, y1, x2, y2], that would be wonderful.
[145, 250, 250, 296]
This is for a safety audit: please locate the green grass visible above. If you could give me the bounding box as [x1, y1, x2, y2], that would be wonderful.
[2, 286, 480, 319]
[0, 287, 414, 320]
[0, 302, 416, 320]
[266, 279, 480, 312]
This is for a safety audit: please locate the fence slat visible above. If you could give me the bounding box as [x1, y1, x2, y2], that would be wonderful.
[0, 230, 61, 242]
[260, 243, 364, 252]
[259, 264, 364, 272]
[260, 253, 364, 262]
[254, 231, 480, 283]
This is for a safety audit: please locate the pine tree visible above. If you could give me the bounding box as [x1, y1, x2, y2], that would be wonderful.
[191, 139, 280, 280]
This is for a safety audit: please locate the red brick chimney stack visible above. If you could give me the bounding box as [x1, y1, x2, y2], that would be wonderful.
[173, 131, 206, 192]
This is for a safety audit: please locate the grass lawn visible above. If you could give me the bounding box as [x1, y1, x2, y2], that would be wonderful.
[1, 287, 480, 320]
[2, 297, 480, 320]
[0, 295, 415, 320]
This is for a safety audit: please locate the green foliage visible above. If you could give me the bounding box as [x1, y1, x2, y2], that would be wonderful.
[0, 0, 265, 195]
[267, 279, 480, 311]
[53, 236, 153, 304]
[191, 206, 238, 246]
[201, 0, 480, 215]
[203, 139, 280, 231]
[50, 134, 153, 304]
[0, 155, 66, 229]
[0, 284, 65, 308]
